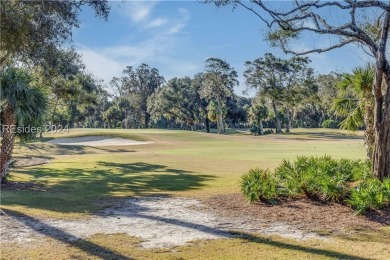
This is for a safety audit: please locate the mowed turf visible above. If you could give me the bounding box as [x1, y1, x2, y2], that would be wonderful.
[3, 128, 390, 259]
[2, 128, 366, 218]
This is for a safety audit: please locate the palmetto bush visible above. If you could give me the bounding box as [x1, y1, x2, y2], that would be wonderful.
[347, 178, 390, 214]
[241, 155, 388, 214]
[241, 168, 279, 204]
[274, 156, 367, 202]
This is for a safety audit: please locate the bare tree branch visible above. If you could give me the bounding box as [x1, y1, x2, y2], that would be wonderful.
[235, 0, 387, 54]
[283, 39, 357, 55]
[236, 1, 270, 26]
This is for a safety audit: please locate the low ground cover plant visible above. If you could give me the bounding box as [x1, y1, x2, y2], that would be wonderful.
[241, 168, 279, 204]
[347, 178, 390, 214]
[241, 156, 390, 214]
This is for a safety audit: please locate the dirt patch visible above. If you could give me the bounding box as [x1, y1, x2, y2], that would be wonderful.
[204, 194, 390, 235]
[0, 196, 322, 249]
[46, 136, 153, 147]
[12, 156, 51, 168]
[3, 195, 387, 249]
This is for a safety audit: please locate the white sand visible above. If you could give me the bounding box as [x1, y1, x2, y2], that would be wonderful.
[1, 197, 322, 248]
[46, 136, 153, 147]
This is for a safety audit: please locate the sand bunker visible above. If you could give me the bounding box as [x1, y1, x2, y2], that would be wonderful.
[47, 136, 153, 147]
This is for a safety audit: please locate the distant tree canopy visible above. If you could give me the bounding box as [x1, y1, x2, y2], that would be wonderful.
[0, 0, 110, 68]
[121, 64, 165, 128]
[249, 100, 269, 135]
[105, 64, 165, 129]
[244, 53, 314, 133]
[148, 77, 205, 130]
[200, 58, 239, 134]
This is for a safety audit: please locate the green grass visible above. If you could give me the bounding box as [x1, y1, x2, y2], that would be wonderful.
[4, 128, 386, 259]
[2, 230, 390, 260]
[3, 128, 366, 217]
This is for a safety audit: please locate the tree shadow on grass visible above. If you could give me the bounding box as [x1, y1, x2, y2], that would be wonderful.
[3, 207, 370, 260]
[3, 209, 132, 260]
[23, 142, 137, 155]
[230, 231, 370, 260]
[132, 213, 370, 259]
[95, 198, 370, 260]
[276, 131, 364, 141]
[1, 162, 215, 214]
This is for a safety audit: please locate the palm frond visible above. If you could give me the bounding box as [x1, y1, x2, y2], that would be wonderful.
[331, 98, 359, 117]
[338, 102, 365, 131]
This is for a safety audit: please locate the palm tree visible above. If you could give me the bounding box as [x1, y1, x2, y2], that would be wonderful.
[249, 103, 269, 135]
[200, 58, 238, 134]
[332, 65, 375, 158]
[1, 67, 47, 182]
[207, 100, 228, 132]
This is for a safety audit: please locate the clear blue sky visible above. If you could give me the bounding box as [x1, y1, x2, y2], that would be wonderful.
[73, 0, 372, 96]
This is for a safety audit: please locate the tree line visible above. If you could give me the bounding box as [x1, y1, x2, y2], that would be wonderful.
[1, 48, 369, 136]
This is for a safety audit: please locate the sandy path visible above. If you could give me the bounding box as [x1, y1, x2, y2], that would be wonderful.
[1, 197, 322, 248]
[46, 136, 153, 147]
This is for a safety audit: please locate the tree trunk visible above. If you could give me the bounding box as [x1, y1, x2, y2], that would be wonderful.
[50, 97, 59, 126]
[217, 100, 224, 134]
[205, 116, 210, 133]
[259, 120, 264, 135]
[372, 109, 390, 180]
[144, 112, 150, 128]
[0, 105, 16, 183]
[285, 107, 291, 133]
[372, 69, 390, 180]
[220, 112, 224, 134]
[217, 112, 222, 134]
[272, 100, 282, 133]
[363, 91, 375, 160]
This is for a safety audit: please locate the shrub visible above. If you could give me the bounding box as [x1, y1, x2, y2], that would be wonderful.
[263, 129, 274, 135]
[250, 125, 273, 135]
[242, 156, 383, 214]
[242, 156, 388, 214]
[383, 178, 390, 198]
[339, 159, 372, 181]
[274, 156, 364, 202]
[321, 119, 339, 129]
[304, 173, 347, 202]
[274, 159, 303, 197]
[347, 178, 390, 214]
[250, 124, 259, 135]
[241, 168, 278, 204]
